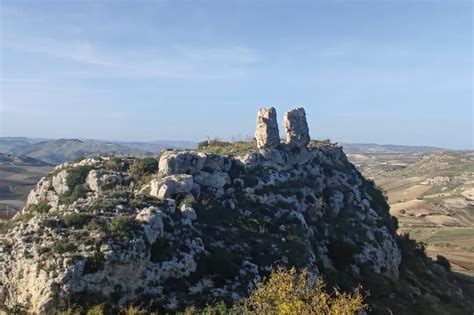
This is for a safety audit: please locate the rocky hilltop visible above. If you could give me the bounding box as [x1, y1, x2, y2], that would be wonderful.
[1, 108, 472, 314]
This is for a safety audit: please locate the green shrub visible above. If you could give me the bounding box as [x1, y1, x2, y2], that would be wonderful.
[59, 184, 90, 205]
[106, 216, 136, 237]
[52, 239, 76, 254]
[63, 212, 89, 228]
[129, 158, 158, 176]
[66, 166, 92, 190]
[27, 199, 51, 214]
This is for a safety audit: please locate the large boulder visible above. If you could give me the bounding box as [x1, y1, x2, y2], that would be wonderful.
[283, 107, 310, 147]
[150, 175, 195, 200]
[255, 107, 280, 149]
[159, 152, 206, 176]
[86, 170, 123, 192]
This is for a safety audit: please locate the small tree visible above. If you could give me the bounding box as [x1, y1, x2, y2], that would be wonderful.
[244, 267, 366, 315]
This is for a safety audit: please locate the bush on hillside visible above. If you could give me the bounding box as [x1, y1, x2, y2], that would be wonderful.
[244, 266, 367, 315]
[66, 166, 92, 190]
[129, 158, 158, 176]
[59, 184, 90, 205]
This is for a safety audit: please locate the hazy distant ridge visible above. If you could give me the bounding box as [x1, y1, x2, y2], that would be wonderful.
[342, 143, 444, 154]
[0, 137, 197, 165]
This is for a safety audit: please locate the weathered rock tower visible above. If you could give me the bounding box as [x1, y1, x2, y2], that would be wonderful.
[283, 107, 310, 147]
[255, 107, 280, 149]
[255, 107, 311, 149]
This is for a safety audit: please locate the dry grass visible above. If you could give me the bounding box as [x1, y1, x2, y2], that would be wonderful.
[197, 139, 257, 156]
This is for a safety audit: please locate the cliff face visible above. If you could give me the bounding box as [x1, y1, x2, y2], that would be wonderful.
[0, 142, 402, 313]
[0, 108, 472, 314]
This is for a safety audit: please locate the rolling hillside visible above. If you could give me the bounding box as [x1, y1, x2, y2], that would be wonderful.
[348, 150, 474, 276]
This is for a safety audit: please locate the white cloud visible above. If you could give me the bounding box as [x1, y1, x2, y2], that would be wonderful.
[3, 37, 260, 80]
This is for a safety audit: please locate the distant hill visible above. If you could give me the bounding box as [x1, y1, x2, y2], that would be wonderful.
[6, 139, 147, 165]
[342, 143, 444, 154]
[0, 137, 46, 152]
[391, 151, 474, 177]
[85, 139, 197, 154]
[0, 153, 51, 166]
[0, 137, 197, 165]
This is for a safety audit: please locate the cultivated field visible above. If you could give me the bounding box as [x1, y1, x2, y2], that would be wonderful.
[348, 149, 474, 276]
[0, 164, 52, 219]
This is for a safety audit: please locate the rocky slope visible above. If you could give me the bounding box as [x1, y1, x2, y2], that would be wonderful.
[0, 108, 472, 314]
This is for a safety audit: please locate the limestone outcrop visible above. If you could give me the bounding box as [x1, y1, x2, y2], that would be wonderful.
[1, 109, 468, 314]
[255, 107, 280, 149]
[283, 107, 310, 147]
[86, 170, 123, 192]
[150, 174, 195, 200]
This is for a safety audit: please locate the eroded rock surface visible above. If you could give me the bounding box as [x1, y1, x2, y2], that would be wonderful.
[283, 107, 310, 147]
[255, 107, 280, 149]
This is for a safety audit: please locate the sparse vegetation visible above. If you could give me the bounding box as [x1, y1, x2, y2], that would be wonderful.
[66, 166, 92, 190]
[25, 199, 51, 214]
[129, 157, 158, 176]
[59, 184, 90, 205]
[106, 215, 137, 237]
[197, 139, 256, 156]
[52, 239, 76, 254]
[63, 212, 89, 228]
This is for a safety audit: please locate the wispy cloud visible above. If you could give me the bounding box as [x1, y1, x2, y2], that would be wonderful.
[3, 37, 260, 80]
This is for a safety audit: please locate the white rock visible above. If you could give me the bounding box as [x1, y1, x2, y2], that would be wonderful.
[283, 107, 310, 147]
[255, 107, 280, 149]
[150, 175, 195, 200]
[52, 170, 69, 194]
[158, 151, 206, 176]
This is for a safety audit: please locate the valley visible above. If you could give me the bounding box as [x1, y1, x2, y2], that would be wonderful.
[347, 148, 474, 276]
[0, 154, 52, 219]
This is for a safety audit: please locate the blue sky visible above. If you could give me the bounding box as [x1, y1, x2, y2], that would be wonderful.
[0, 1, 472, 149]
